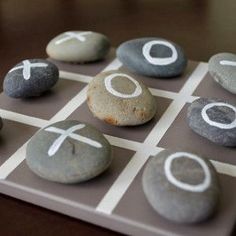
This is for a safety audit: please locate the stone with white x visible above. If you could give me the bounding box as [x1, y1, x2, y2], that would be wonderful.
[46, 31, 111, 63]
[55, 31, 92, 45]
[45, 124, 102, 156]
[8, 59, 48, 80]
[26, 120, 112, 183]
[3, 59, 59, 98]
[209, 52, 236, 94]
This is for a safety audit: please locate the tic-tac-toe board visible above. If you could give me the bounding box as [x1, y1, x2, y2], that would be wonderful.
[0, 49, 235, 236]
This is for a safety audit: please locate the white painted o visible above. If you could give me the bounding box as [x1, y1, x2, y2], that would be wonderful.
[201, 102, 236, 129]
[142, 40, 178, 65]
[164, 152, 211, 192]
[104, 73, 142, 98]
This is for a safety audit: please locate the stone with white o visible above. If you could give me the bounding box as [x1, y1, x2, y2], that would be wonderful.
[187, 98, 236, 146]
[142, 149, 220, 224]
[46, 31, 110, 63]
[209, 53, 236, 94]
[87, 70, 157, 126]
[117, 38, 187, 77]
[26, 120, 112, 184]
[3, 59, 59, 98]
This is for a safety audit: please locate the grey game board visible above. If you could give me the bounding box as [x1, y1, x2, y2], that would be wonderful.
[0, 49, 235, 236]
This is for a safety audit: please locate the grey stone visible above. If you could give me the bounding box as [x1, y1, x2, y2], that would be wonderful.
[26, 120, 112, 184]
[142, 149, 220, 224]
[187, 98, 236, 147]
[46, 31, 110, 63]
[209, 53, 236, 94]
[87, 70, 157, 126]
[117, 37, 187, 77]
[3, 59, 59, 98]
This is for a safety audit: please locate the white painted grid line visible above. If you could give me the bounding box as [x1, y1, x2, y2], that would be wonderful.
[102, 58, 122, 72]
[60, 71, 93, 83]
[96, 148, 163, 214]
[0, 109, 48, 128]
[0, 143, 28, 179]
[145, 62, 208, 147]
[211, 160, 236, 177]
[49, 85, 88, 123]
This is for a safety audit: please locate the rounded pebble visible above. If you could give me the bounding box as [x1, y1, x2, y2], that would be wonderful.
[117, 37, 187, 77]
[209, 53, 236, 94]
[142, 149, 220, 224]
[46, 31, 110, 63]
[87, 70, 157, 126]
[26, 120, 112, 184]
[3, 59, 59, 98]
[187, 98, 236, 146]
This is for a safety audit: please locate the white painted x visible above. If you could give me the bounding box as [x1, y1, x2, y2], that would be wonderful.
[55, 31, 92, 45]
[9, 60, 48, 80]
[220, 60, 236, 66]
[45, 124, 102, 157]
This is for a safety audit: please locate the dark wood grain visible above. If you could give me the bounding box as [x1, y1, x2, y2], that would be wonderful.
[0, 0, 235, 235]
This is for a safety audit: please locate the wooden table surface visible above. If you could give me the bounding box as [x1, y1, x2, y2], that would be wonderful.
[0, 1, 235, 235]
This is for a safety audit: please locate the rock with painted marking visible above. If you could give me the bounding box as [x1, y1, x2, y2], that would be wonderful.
[46, 31, 110, 63]
[26, 120, 112, 184]
[142, 149, 220, 224]
[209, 53, 236, 94]
[187, 98, 236, 146]
[87, 70, 157, 126]
[3, 59, 59, 98]
[117, 38, 187, 77]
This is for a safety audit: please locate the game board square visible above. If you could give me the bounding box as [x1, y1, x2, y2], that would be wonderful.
[0, 119, 38, 166]
[0, 79, 86, 120]
[48, 49, 116, 77]
[158, 104, 236, 165]
[6, 146, 135, 207]
[193, 72, 236, 104]
[118, 61, 198, 92]
[114, 163, 236, 236]
[68, 96, 172, 143]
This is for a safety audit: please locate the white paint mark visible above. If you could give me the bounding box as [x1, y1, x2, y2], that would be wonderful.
[220, 60, 236, 66]
[45, 124, 102, 156]
[9, 60, 48, 80]
[201, 102, 236, 129]
[104, 73, 142, 98]
[142, 40, 178, 65]
[55, 31, 92, 45]
[164, 152, 211, 192]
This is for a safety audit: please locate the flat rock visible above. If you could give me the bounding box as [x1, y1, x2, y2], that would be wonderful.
[46, 31, 110, 63]
[187, 98, 236, 146]
[87, 70, 157, 126]
[26, 120, 112, 184]
[142, 149, 220, 224]
[117, 37, 187, 77]
[209, 53, 236, 94]
[3, 59, 59, 98]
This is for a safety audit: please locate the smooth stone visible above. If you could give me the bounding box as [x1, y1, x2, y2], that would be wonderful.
[3, 59, 59, 98]
[87, 70, 157, 126]
[142, 149, 220, 224]
[209, 53, 236, 94]
[187, 98, 236, 146]
[26, 120, 112, 184]
[46, 31, 110, 63]
[117, 37, 187, 77]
